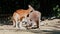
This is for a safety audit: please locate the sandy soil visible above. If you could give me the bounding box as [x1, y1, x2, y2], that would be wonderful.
[0, 19, 60, 34]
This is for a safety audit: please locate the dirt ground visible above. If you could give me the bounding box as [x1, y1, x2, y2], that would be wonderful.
[0, 19, 60, 34]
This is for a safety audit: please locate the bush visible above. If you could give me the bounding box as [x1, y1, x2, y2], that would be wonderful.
[53, 5, 60, 18]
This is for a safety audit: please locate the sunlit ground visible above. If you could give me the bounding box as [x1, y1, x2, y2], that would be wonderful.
[0, 19, 60, 34]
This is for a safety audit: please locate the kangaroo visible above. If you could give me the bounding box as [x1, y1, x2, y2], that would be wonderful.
[27, 10, 41, 29]
[12, 5, 33, 29]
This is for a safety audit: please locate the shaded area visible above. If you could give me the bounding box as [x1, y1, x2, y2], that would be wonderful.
[26, 29, 60, 34]
[0, 14, 12, 25]
[0, 0, 60, 18]
[14, 29, 60, 34]
[41, 30, 60, 34]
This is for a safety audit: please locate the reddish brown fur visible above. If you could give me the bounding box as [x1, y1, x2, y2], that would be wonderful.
[12, 5, 33, 29]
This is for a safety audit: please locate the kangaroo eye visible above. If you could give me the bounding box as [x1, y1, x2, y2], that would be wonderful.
[27, 14, 29, 17]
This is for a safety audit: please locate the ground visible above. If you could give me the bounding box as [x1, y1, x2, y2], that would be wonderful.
[0, 19, 60, 34]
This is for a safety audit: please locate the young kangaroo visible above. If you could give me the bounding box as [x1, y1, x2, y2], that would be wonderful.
[27, 10, 41, 29]
[12, 5, 33, 29]
[22, 10, 41, 29]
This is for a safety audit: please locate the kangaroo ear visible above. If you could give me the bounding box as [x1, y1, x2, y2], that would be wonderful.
[28, 5, 31, 7]
[28, 5, 35, 11]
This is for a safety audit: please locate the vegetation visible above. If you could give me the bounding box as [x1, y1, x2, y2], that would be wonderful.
[0, 0, 60, 18]
[53, 5, 60, 18]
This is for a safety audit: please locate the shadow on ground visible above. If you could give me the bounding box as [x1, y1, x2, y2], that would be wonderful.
[16, 29, 60, 34]
[20, 29, 60, 34]
[31, 30, 60, 34]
